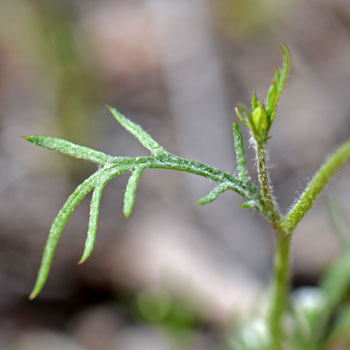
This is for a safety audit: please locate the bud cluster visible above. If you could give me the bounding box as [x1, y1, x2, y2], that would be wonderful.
[235, 45, 290, 145]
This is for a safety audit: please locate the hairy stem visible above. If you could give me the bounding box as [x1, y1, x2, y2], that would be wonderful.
[282, 140, 350, 233]
[114, 154, 266, 214]
[255, 141, 287, 349]
[267, 140, 350, 349]
[256, 142, 281, 225]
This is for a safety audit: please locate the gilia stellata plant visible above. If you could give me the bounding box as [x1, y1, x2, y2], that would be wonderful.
[25, 46, 350, 349]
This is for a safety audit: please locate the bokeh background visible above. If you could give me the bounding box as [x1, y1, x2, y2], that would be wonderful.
[0, 0, 349, 349]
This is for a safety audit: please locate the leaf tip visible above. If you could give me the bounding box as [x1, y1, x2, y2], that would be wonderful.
[79, 246, 94, 264]
[279, 43, 291, 69]
[78, 248, 92, 265]
[123, 209, 132, 219]
[24, 136, 36, 143]
[29, 291, 37, 300]
[106, 105, 120, 118]
[233, 120, 241, 132]
[279, 43, 289, 53]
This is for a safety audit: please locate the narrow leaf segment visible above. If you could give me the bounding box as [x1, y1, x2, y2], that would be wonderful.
[233, 121, 249, 181]
[123, 166, 146, 217]
[79, 168, 117, 264]
[198, 182, 232, 205]
[107, 106, 168, 158]
[79, 183, 105, 264]
[25, 136, 115, 166]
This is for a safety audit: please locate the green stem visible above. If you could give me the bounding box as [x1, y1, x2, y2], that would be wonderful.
[269, 230, 291, 350]
[283, 140, 350, 234]
[255, 141, 287, 349]
[111, 154, 267, 215]
[256, 142, 281, 225]
[267, 140, 350, 349]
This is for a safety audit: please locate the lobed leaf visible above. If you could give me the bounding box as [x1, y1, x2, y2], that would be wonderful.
[123, 166, 146, 218]
[107, 106, 168, 158]
[26, 113, 271, 299]
[25, 136, 116, 166]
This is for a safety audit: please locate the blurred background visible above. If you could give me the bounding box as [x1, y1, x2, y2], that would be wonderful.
[0, 0, 349, 349]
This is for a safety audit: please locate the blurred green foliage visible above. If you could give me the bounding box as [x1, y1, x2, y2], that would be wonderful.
[0, 0, 103, 178]
[213, 0, 290, 38]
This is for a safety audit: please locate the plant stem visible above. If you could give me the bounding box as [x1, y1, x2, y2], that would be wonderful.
[255, 141, 288, 349]
[282, 140, 350, 234]
[267, 140, 350, 349]
[256, 142, 281, 225]
[269, 230, 291, 350]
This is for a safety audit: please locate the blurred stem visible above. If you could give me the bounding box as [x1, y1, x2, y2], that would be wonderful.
[267, 140, 350, 349]
[269, 230, 291, 350]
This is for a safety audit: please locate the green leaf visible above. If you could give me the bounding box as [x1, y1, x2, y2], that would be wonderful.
[78, 167, 119, 264]
[235, 107, 248, 128]
[107, 106, 168, 158]
[271, 45, 290, 122]
[236, 104, 259, 139]
[264, 46, 290, 126]
[29, 169, 104, 299]
[25, 136, 116, 166]
[240, 200, 257, 209]
[253, 102, 268, 135]
[266, 80, 277, 115]
[27, 116, 270, 298]
[275, 66, 281, 84]
[79, 183, 105, 264]
[251, 92, 258, 110]
[233, 122, 249, 181]
[235, 104, 253, 129]
[266, 67, 281, 115]
[123, 166, 146, 218]
[198, 182, 231, 205]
